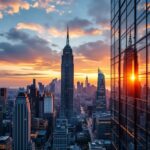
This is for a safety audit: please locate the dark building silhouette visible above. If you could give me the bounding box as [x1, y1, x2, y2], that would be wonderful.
[61, 26, 74, 120]
[96, 68, 106, 111]
[0, 88, 7, 136]
[29, 79, 38, 117]
[111, 0, 150, 149]
[13, 89, 31, 150]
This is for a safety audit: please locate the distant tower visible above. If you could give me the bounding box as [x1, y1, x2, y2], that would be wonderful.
[0, 88, 7, 135]
[96, 68, 106, 111]
[61, 26, 74, 120]
[85, 76, 89, 88]
[29, 79, 38, 117]
[13, 89, 31, 150]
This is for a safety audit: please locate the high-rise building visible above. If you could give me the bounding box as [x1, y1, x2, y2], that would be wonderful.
[0, 88, 7, 107]
[44, 93, 54, 115]
[38, 82, 44, 96]
[0, 106, 3, 136]
[111, 0, 150, 149]
[96, 68, 106, 111]
[61, 26, 74, 120]
[13, 89, 31, 150]
[0, 88, 8, 136]
[29, 79, 38, 117]
[85, 76, 89, 88]
[93, 112, 111, 141]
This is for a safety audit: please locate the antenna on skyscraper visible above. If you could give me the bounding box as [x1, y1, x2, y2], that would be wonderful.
[66, 25, 69, 45]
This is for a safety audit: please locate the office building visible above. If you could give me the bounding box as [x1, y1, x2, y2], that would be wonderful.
[111, 0, 150, 149]
[96, 69, 106, 111]
[93, 112, 111, 141]
[29, 79, 38, 117]
[44, 93, 54, 115]
[13, 89, 31, 150]
[0, 88, 7, 107]
[61, 26, 74, 120]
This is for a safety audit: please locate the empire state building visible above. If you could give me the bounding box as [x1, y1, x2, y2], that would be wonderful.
[61, 26, 74, 120]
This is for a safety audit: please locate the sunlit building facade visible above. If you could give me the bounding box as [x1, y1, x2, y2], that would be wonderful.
[111, 0, 150, 149]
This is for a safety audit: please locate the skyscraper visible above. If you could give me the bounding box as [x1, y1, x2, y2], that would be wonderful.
[85, 75, 89, 88]
[111, 0, 150, 149]
[61, 26, 74, 120]
[96, 68, 106, 111]
[0, 88, 7, 136]
[13, 89, 31, 150]
[0, 88, 7, 107]
[29, 79, 38, 117]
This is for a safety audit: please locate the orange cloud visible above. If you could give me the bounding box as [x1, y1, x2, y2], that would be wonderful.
[0, 0, 30, 15]
[16, 22, 103, 38]
[32, 0, 72, 14]
[16, 23, 45, 33]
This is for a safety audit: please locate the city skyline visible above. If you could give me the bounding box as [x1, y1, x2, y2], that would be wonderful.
[0, 0, 111, 89]
[0, 0, 149, 150]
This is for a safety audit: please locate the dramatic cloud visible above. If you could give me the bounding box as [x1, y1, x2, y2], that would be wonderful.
[0, 0, 30, 15]
[0, 28, 60, 68]
[88, 0, 110, 24]
[0, 28, 110, 69]
[16, 23, 45, 33]
[68, 17, 92, 29]
[73, 40, 110, 87]
[0, 0, 73, 19]
[32, 0, 73, 14]
[16, 21, 103, 38]
[74, 40, 110, 61]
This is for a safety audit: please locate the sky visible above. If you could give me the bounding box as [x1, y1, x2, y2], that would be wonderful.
[0, 0, 111, 89]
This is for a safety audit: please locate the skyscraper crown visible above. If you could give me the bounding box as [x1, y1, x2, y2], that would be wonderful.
[63, 25, 72, 54]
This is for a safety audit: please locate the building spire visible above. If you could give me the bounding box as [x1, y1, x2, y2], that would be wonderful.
[129, 30, 132, 46]
[98, 67, 102, 74]
[66, 25, 69, 45]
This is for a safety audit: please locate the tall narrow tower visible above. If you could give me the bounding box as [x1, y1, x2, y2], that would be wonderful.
[61, 26, 74, 120]
[13, 88, 31, 150]
[96, 68, 106, 111]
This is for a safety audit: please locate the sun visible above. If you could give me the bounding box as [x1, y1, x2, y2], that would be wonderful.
[131, 74, 135, 81]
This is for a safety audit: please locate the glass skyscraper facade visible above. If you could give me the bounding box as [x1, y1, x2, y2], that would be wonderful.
[111, 0, 150, 149]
